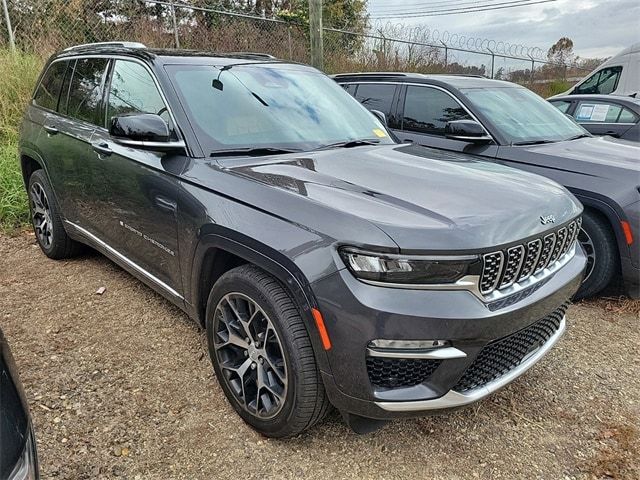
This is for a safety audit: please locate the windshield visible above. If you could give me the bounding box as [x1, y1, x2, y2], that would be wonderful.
[460, 86, 587, 144]
[165, 63, 393, 154]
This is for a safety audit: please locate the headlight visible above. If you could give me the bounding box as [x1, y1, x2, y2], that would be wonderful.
[339, 248, 481, 285]
[9, 426, 38, 480]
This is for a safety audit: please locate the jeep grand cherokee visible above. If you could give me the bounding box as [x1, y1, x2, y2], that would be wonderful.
[20, 43, 586, 437]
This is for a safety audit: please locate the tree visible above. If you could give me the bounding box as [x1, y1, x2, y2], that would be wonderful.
[547, 37, 574, 66]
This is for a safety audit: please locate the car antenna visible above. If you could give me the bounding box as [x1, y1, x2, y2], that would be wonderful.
[212, 65, 232, 91]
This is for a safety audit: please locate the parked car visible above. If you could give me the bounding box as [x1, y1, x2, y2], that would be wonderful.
[20, 43, 586, 437]
[0, 327, 39, 479]
[334, 73, 640, 300]
[552, 42, 639, 97]
[549, 94, 640, 142]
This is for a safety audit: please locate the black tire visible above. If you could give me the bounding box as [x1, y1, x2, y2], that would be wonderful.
[205, 265, 331, 438]
[574, 211, 619, 299]
[28, 170, 82, 259]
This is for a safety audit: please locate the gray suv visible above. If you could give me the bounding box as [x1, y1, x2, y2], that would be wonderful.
[20, 43, 585, 436]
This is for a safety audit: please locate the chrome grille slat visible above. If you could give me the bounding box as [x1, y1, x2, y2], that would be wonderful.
[518, 239, 542, 281]
[500, 245, 525, 288]
[479, 217, 581, 296]
[480, 251, 504, 294]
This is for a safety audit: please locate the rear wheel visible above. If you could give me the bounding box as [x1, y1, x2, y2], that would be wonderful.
[28, 170, 81, 259]
[205, 265, 330, 437]
[574, 211, 618, 299]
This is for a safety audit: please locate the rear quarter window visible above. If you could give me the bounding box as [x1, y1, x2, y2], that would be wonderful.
[33, 61, 69, 111]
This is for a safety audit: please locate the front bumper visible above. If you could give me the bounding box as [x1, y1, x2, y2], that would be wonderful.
[312, 247, 585, 420]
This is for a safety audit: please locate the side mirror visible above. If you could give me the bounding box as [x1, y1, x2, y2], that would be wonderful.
[110, 113, 185, 151]
[445, 120, 492, 143]
[370, 109, 388, 126]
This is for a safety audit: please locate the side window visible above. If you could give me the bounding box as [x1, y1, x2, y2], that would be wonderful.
[107, 60, 169, 124]
[550, 100, 572, 114]
[66, 58, 109, 124]
[575, 102, 623, 123]
[33, 61, 69, 111]
[574, 67, 622, 95]
[402, 86, 471, 136]
[354, 83, 396, 117]
[340, 83, 356, 96]
[618, 107, 638, 123]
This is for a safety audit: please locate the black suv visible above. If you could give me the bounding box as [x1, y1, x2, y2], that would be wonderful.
[20, 43, 586, 437]
[334, 73, 640, 300]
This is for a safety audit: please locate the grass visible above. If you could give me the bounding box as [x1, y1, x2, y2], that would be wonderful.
[0, 49, 42, 231]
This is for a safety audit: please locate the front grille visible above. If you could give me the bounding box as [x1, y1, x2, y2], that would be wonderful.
[479, 218, 580, 296]
[366, 357, 441, 389]
[453, 303, 569, 393]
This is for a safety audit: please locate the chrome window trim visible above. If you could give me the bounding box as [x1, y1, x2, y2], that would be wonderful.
[338, 80, 496, 143]
[33, 55, 184, 146]
[375, 316, 566, 412]
[64, 221, 183, 301]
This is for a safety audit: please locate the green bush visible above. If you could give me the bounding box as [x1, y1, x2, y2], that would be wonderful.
[0, 50, 42, 230]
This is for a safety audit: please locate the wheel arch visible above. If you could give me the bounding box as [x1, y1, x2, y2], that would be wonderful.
[190, 229, 330, 370]
[20, 151, 44, 187]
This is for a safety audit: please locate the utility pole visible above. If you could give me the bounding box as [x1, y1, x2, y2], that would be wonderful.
[169, 0, 180, 49]
[308, 0, 323, 70]
[1, 0, 15, 52]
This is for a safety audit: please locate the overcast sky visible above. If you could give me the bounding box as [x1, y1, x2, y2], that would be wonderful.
[367, 0, 640, 60]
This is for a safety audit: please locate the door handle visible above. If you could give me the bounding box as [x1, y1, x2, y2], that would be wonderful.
[92, 142, 112, 156]
[44, 125, 58, 135]
[155, 196, 177, 213]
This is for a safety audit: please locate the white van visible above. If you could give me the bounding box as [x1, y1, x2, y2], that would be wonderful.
[561, 43, 640, 97]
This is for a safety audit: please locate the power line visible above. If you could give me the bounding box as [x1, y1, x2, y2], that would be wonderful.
[369, 0, 534, 12]
[369, 0, 557, 18]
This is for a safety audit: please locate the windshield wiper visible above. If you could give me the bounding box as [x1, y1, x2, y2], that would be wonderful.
[565, 133, 591, 141]
[316, 138, 381, 150]
[210, 147, 300, 158]
[511, 139, 557, 146]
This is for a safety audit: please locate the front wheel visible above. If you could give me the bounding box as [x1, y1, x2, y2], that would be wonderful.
[205, 265, 330, 437]
[574, 211, 619, 299]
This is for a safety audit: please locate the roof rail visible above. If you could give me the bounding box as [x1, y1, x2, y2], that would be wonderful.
[332, 72, 407, 78]
[226, 52, 277, 60]
[63, 42, 147, 52]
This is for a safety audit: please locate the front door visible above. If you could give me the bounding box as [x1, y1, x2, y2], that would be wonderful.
[393, 85, 499, 159]
[90, 59, 183, 297]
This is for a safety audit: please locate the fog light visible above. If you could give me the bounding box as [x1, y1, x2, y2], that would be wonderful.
[367, 339, 466, 360]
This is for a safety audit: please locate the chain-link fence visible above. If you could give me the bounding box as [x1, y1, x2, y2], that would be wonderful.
[0, 0, 587, 93]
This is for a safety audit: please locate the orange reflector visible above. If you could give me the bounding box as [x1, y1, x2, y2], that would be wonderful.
[312, 308, 332, 350]
[621, 221, 634, 245]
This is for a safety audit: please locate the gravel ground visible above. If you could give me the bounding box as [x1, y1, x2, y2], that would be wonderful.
[1, 232, 639, 480]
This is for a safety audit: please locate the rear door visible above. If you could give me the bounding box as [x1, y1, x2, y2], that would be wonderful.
[89, 59, 183, 297]
[394, 84, 499, 157]
[573, 100, 639, 138]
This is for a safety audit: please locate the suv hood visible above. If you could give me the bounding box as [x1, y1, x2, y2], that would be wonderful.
[520, 136, 639, 173]
[221, 144, 581, 252]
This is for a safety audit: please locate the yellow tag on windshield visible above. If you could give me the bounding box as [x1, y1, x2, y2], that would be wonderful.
[373, 128, 387, 138]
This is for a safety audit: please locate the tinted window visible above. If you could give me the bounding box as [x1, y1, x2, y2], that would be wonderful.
[574, 66, 622, 95]
[402, 86, 471, 136]
[354, 84, 396, 117]
[341, 83, 356, 95]
[107, 60, 168, 124]
[66, 58, 108, 124]
[33, 61, 69, 111]
[550, 100, 572, 114]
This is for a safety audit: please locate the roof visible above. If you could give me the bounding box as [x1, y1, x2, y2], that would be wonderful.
[55, 42, 284, 65]
[332, 72, 516, 89]
[550, 94, 640, 108]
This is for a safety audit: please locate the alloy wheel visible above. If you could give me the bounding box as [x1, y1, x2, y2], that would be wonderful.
[212, 292, 288, 419]
[30, 182, 53, 249]
[578, 228, 595, 283]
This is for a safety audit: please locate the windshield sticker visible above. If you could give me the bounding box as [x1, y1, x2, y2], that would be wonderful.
[576, 103, 610, 122]
[373, 128, 387, 138]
